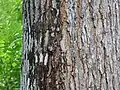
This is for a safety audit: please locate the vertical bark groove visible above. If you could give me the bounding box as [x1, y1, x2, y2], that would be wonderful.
[21, 0, 120, 90]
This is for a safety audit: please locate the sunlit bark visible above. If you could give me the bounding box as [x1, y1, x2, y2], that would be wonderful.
[21, 0, 120, 90]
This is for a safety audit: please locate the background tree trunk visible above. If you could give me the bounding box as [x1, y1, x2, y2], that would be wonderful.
[21, 0, 120, 90]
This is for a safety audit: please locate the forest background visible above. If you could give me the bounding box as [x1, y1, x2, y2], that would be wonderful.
[0, 0, 22, 89]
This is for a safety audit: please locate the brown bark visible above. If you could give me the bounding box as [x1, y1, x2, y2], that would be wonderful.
[21, 0, 120, 90]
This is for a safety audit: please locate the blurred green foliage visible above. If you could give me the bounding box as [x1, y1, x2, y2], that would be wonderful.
[0, 0, 22, 89]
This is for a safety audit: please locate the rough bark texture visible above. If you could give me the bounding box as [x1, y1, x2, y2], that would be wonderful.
[21, 0, 120, 90]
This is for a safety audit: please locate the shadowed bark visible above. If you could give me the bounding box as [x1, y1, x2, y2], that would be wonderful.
[21, 0, 120, 90]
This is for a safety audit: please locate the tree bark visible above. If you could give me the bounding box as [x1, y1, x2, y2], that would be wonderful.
[21, 0, 120, 90]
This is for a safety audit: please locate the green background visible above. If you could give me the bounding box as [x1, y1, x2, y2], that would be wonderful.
[0, 0, 22, 89]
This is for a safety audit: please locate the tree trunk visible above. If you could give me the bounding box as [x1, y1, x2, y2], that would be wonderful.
[21, 0, 120, 90]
